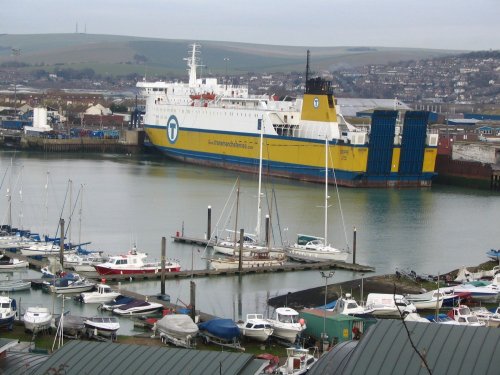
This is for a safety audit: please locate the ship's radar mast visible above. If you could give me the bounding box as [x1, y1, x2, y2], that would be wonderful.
[184, 44, 200, 87]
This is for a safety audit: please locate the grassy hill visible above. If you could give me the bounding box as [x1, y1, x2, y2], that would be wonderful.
[0, 33, 463, 76]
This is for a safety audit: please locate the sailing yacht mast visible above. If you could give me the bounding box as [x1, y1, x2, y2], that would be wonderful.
[324, 137, 329, 245]
[255, 117, 264, 243]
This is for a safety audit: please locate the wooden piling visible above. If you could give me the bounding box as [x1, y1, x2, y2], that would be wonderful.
[190, 280, 196, 322]
[238, 228, 244, 272]
[352, 226, 357, 265]
[265, 215, 270, 247]
[161, 236, 166, 295]
[207, 206, 212, 240]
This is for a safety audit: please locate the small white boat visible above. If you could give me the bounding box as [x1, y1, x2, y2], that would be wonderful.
[99, 295, 136, 311]
[405, 290, 444, 310]
[0, 257, 28, 270]
[84, 316, 120, 340]
[365, 293, 417, 318]
[277, 346, 318, 375]
[154, 314, 199, 348]
[49, 279, 95, 294]
[237, 313, 273, 342]
[266, 307, 306, 343]
[77, 283, 120, 304]
[0, 296, 17, 330]
[112, 300, 163, 316]
[448, 305, 486, 326]
[285, 235, 349, 263]
[470, 306, 500, 327]
[55, 314, 86, 337]
[23, 306, 53, 332]
[331, 294, 373, 316]
[404, 313, 431, 323]
[0, 279, 31, 292]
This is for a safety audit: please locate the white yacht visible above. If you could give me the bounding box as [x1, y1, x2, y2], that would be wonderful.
[23, 306, 53, 332]
[237, 314, 273, 342]
[266, 307, 306, 343]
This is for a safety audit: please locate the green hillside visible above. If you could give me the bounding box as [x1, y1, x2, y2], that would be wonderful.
[0, 33, 462, 76]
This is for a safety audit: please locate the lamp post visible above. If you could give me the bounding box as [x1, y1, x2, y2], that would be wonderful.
[320, 271, 334, 351]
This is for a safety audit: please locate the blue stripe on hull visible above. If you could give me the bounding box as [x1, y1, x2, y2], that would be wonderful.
[152, 144, 434, 188]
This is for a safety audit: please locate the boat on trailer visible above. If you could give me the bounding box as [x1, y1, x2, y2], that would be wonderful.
[154, 314, 199, 348]
[84, 316, 120, 340]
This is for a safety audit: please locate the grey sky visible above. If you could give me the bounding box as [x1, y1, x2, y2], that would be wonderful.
[1, 0, 499, 50]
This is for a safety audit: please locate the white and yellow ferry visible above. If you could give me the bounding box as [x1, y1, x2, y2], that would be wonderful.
[137, 45, 437, 187]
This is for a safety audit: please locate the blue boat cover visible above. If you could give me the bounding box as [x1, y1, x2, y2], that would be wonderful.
[198, 318, 240, 340]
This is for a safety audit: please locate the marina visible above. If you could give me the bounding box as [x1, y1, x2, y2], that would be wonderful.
[0, 152, 499, 334]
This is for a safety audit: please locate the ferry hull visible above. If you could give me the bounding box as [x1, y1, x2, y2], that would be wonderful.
[145, 126, 435, 188]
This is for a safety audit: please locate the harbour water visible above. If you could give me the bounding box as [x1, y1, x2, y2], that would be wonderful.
[1, 151, 499, 335]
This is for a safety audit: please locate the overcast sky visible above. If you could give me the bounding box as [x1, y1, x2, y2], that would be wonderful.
[1, 0, 499, 50]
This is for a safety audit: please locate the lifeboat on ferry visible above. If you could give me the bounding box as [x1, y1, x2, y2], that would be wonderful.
[190, 92, 216, 101]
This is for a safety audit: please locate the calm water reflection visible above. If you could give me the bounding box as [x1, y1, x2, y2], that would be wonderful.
[1, 151, 499, 331]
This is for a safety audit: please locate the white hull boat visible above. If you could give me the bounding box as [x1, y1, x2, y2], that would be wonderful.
[0, 296, 17, 330]
[209, 251, 286, 270]
[0, 257, 29, 270]
[0, 279, 31, 292]
[84, 316, 120, 339]
[112, 300, 163, 316]
[405, 290, 444, 310]
[267, 307, 306, 343]
[50, 279, 95, 294]
[237, 313, 273, 342]
[277, 347, 318, 375]
[366, 293, 417, 318]
[55, 314, 86, 337]
[77, 284, 120, 304]
[154, 314, 198, 348]
[23, 306, 52, 332]
[470, 307, 500, 327]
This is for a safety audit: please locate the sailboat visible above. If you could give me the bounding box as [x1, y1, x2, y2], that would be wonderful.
[210, 119, 286, 270]
[285, 137, 349, 263]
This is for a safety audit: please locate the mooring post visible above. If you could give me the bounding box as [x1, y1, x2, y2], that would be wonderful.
[207, 205, 212, 242]
[59, 219, 65, 267]
[161, 236, 166, 295]
[190, 280, 196, 322]
[352, 226, 357, 265]
[265, 215, 270, 247]
[239, 228, 244, 272]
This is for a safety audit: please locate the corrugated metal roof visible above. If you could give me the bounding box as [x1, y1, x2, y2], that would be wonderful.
[309, 320, 500, 375]
[0, 350, 49, 375]
[33, 341, 259, 375]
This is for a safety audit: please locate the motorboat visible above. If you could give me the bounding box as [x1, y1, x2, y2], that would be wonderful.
[425, 313, 460, 325]
[65, 253, 108, 272]
[154, 314, 199, 348]
[112, 299, 163, 316]
[365, 293, 417, 318]
[441, 282, 499, 303]
[213, 233, 285, 258]
[447, 305, 486, 326]
[77, 283, 120, 304]
[23, 306, 53, 332]
[405, 290, 444, 310]
[93, 247, 180, 275]
[49, 278, 95, 294]
[55, 314, 86, 337]
[99, 295, 136, 311]
[277, 346, 318, 375]
[470, 306, 500, 327]
[0, 279, 31, 292]
[84, 316, 120, 340]
[198, 318, 243, 351]
[237, 313, 273, 342]
[0, 296, 17, 330]
[330, 294, 374, 317]
[0, 257, 28, 270]
[266, 307, 306, 344]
